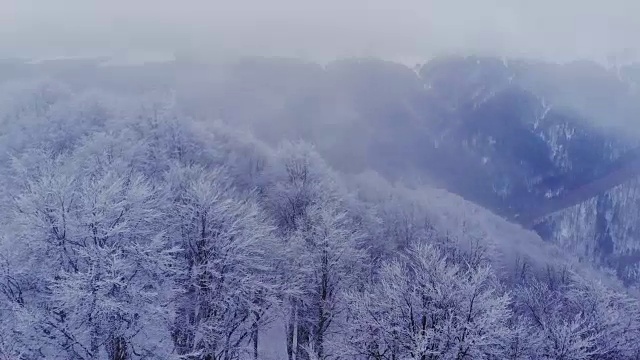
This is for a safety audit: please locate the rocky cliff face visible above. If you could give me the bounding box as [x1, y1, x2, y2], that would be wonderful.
[538, 177, 640, 284]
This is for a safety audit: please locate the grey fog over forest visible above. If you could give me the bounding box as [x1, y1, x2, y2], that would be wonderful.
[2, 1, 640, 359]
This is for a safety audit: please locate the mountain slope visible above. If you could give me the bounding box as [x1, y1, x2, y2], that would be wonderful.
[3, 55, 640, 284]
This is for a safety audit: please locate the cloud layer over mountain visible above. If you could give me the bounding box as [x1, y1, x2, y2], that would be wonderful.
[1, 0, 638, 62]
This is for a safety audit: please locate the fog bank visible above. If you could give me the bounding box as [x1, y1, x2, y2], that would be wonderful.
[1, 0, 638, 63]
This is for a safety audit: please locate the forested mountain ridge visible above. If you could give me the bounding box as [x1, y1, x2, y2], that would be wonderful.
[193, 55, 640, 284]
[6, 55, 637, 214]
[0, 56, 640, 358]
[172, 55, 640, 284]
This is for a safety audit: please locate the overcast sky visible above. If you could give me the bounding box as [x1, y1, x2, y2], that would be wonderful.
[1, 0, 639, 63]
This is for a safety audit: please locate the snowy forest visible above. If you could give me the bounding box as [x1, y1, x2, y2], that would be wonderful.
[0, 74, 638, 360]
[4, 0, 640, 357]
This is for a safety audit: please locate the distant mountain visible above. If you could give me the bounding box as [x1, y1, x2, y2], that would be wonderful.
[3, 55, 640, 283]
[194, 55, 640, 283]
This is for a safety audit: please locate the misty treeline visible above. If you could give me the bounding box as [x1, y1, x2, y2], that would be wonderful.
[0, 81, 638, 360]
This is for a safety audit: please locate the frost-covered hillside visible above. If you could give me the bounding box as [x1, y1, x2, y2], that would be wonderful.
[1, 58, 640, 359]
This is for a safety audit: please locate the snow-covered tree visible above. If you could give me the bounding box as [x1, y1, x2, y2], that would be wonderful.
[515, 276, 597, 360]
[166, 164, 278, 360]
[3, 145, 179, 359]
[344, 243, 512, 360]
[514, 271, 640, 360]
[263, 141, 367, 360]
[567, 275, 640, 359]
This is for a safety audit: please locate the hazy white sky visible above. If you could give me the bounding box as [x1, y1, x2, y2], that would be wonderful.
[1, 0, 638, 62]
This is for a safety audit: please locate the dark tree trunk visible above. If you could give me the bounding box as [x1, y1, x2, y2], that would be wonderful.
[287, 306, 295, 360]
[315, 251, 330, 360]
[252, 312, 261, 360]
[298, 323, 311, 360]
[109, 336, 128, 360]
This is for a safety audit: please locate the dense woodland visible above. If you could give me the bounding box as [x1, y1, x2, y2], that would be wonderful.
[0, 80, 639, 360]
